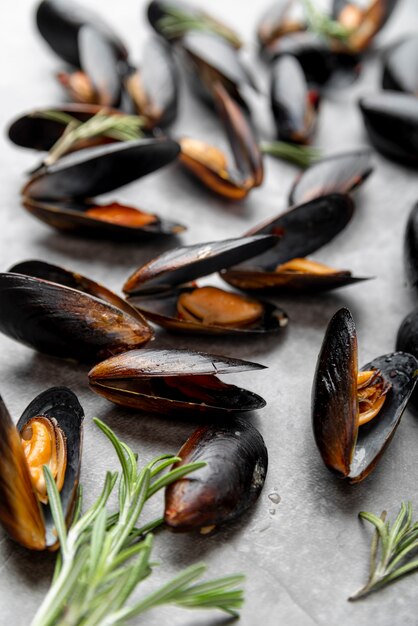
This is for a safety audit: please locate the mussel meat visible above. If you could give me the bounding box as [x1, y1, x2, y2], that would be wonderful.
[88, 349, 267, 416]
[313, 308, 417, 482]
[0, 260, 153, 363]
[0, 387, 83, 549]
[165, 418, 268, 531]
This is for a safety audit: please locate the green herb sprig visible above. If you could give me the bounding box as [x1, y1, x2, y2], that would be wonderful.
[260, 140, 321, 168]
[32, 110, 145, 169]
[156, 7, 242, 47]
[31, 418, 244, 626]
[301, 0, 353, 42]
[350, 502, 418, 601]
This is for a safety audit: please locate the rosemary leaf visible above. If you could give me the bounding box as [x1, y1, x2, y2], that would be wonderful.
[260, 140, 321, 168]
[301, 0, 353, 42]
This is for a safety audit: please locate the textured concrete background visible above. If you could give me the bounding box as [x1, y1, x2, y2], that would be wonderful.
[1, 1, 418, 624]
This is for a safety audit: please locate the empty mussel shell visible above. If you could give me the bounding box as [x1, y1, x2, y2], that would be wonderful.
[36, 0, 128, 68]
[405, 201, 418, 290]
[165, 418, 268, 531]
[21, 197, 186, 240]
[88, 349, 267, 416]
[23, 138, 180, 201]
[0, 387, 83, 549]
[270, 54, 320, 145]
[382, 35, 418, 96]
[0, 260, 153, 363]
[288, 149, 373, 205]
[221, 193, 368, 293]
[313, 307, 417, 483]
[359, 92, 418, 166]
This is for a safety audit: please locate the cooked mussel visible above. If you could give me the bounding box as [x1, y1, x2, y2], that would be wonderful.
[0, 260, 153, 363]
[359, 92, 418, 166]
[270, 54, 320, 145]
[313, 307, 417, 483]
[382, 36, 418, 96]
[288, 149, 373, 204]
[179, 83, 263, 199]
[257, 0, 305, 53]
[221, 194, 368, 293]
[165, 418, 268, 531]
[147, 0, 242, 48]
[332, 0, 400, 53]
[0, 387, 83, 549]
[36, 0, 128, 68]
[123, 235, 287, 335]
[88, 349, 267, 416]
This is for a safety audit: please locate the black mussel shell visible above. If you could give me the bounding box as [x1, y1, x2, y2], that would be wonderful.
[221, 269, 365, 293]
[128, 286, 288, 335]
[313, 307, 418, 482]
[405, 201, 418, 290]
[359, 92, 418, 165]
[77, 25, 122, 107]
[8, 104, 118, 152]
[257, 0, 305, 52]
[36, 0, 128, 67]
[123, 235, 279, 295]
[288, 150, 373, 205]
[88, 348, 267, 416]
[22, 197, 186, 240]
[396, 309, 418, 410]
[382, 35, 418, 96]
[23, 138, 180, 201]
[0, 261, 153, 363]
[267, 33, 361, 90]
[0, 387, 83, 549]
[270, 54, 319, 145]
[165, 418, 268, 530]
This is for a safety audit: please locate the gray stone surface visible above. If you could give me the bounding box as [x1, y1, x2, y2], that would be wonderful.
[1, 0, 418, 624]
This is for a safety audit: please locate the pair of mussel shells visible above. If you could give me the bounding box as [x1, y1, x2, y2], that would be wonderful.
[313, 308, 417, 482]
[0, 387, 83, 549]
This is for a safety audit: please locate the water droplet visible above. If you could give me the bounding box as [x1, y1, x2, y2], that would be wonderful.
[269, 508, 276, 515]
[268, 492, 281, 504]
[385, 356, 392, 363]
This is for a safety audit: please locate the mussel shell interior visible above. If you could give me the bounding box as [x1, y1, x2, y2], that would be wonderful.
[348, 352, 418, 482]
[22, 197, 185, 240]
[165, 418, 268, 529]
[382, 36, 418, 95]
[17, 387, 84, 546]
[128, 287, 288, 335]
[23, 138, 181, 201]
[288, 151, 373, 205]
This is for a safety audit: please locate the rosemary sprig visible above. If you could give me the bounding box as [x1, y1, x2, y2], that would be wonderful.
[260, 140, 321, 168]
[156, 7, 242, 47]
[301, 0, 353, 42]
[32, 110, 146, 168]
[350, 502, 418, 601]
[31, 418, 244, 626]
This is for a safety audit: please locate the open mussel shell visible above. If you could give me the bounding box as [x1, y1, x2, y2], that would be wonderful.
[332, 0, 400, 52]
[0, 387, 83, 549]
[288, 150, 373, 205]
[23, 138, 180, 201]
[313, 308, 418, 483]
[270, 54, 320, 145]
[36, 0, 128, 68]
[0, 260, 153, 363]
[165, 418, 268, 531]
[128, 286, 288, 336]
[88, 349, 267, 417]
[382, 35, 418, 96]
[267, 33, 361, 90]
[222, 194, 368, 293]
[123, 235, 278, 295]
[405, 201, 418, 290]
[22, 197, 186, 240]
[359, 92, 418, 166]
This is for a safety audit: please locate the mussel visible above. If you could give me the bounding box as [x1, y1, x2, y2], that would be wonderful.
[332, 0, 400, 53]
[313, 308, 418, 482]
[165, 418, 268, 531]
[88, 349, 267, 417]
[382, 36, 418, 96]
[288, 149, 373, 205]
[0, 260, 153, 363]
[147, 0, 242, 48]
[359, 92, 418, 166]
[123, 235, 288, 335]
[0, 387, 83, 549]
[221, 194, 368, 293]
[257, 0, 306, 54]
[179, 83, 263, 200]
